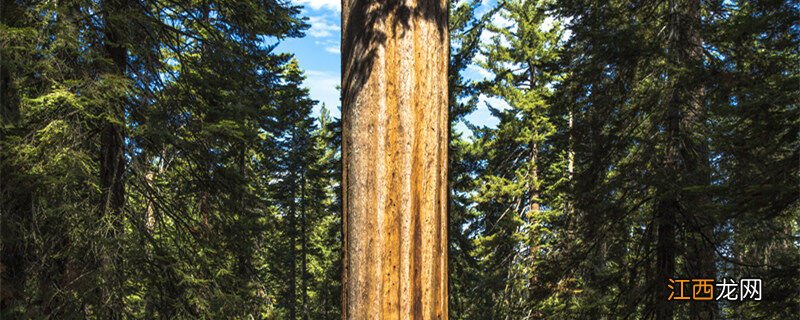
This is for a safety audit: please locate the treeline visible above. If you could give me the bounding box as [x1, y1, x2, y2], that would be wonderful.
[2, 0, 340, 318]
[448, 0, 799, 319]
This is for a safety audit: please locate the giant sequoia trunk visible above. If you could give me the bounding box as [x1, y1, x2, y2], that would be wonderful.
[341, 0, 449, 318]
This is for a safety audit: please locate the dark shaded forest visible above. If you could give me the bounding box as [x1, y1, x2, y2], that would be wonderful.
[1, 0, 798, 319]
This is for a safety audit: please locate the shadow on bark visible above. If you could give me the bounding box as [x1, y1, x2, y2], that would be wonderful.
[341, 0, 448, 114]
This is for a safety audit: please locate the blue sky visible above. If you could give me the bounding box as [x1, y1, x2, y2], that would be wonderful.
[277, 0, 342, 116]
[276, 0, 509, 134]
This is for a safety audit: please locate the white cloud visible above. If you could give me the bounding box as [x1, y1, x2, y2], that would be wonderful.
[296, 0, 340, 11]
[479, 28, 495, 44]
[465, 63, 492, 80]
[495, 11, 514, 29]
[307, 16, 339, 38]
[541, 16, 555, 32]
[304, 70, 341, 117]
[315, 39, 340, 55]
[325, 46, 340, 54]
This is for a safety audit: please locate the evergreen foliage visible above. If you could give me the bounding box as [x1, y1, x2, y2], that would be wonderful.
[1, 0, 339, 318]
[448, 0, 799, 318]
[1, 0, 797, 318]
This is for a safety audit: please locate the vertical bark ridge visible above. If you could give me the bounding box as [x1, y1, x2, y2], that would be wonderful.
[342, 0, 448, 318]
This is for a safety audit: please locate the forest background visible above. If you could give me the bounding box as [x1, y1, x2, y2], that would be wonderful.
[1, 0, 798, 319]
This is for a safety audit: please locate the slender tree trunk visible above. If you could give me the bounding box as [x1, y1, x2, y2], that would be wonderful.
[235, 147, 254, 306]
[144, 168, 157, 231]
[98, 72, 126, 308]
[142, 153, 166, 232]
[656, 1, 712, 319]
[566, 110, 574, 216]
[567, 111, 574, 180]
[301, 175, 309, 320]
[99, 2, 128, 318]
[529, 141, 540, 215]
[528, 62, 540, 216]
[654, 117, 679, 320]
[561, 107, 575, 248]
[0, 2, 25, 310]
[289, 189, 297, 320]
[678, 0, 715, 318]
[0, 49, 16, 122]
[341, 0, 449, 318]
[101, 0, 126, 220]
[654, 6, 682, 320]
[0, 175, 30, 312]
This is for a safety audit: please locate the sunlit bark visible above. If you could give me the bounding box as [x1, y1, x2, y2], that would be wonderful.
[342, 0, 449, 318]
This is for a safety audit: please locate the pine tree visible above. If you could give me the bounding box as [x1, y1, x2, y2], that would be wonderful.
[264, 58, 322, 319]
[547, 0, 799, 318]
[1, 0, 127, 315]
[706, 1, 800, 317]
[306, 105, 343, 319]
[2, 0, 311, 317]
[447, 0, 494, 318]
[462, 0, 568, 317]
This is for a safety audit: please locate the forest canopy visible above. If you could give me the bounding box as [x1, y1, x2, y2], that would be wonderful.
[1, 0, 798, 319]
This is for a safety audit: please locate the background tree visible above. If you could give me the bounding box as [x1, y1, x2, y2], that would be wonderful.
[0, 0, 343, 318]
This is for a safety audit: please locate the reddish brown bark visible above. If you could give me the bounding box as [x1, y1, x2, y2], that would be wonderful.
[342, 0, 449, 318]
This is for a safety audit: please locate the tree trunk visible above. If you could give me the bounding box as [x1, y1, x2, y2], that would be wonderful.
[654, 195, 677, 320]
[289, 189, 297, 320]
[341, 0, 449, 319]
[527, 61, 540, 216]
[0, 1, 26, 310]
[0, 50, 16, 123]
[655, 1, 712, 319]
[101, 0, 126, 219]
[301, 175, 309, 320]
[99, 1, 127, 316]
[655, 3, 682, 316]
[529, 141, 540, 215]
[678, 0, 715, 318]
